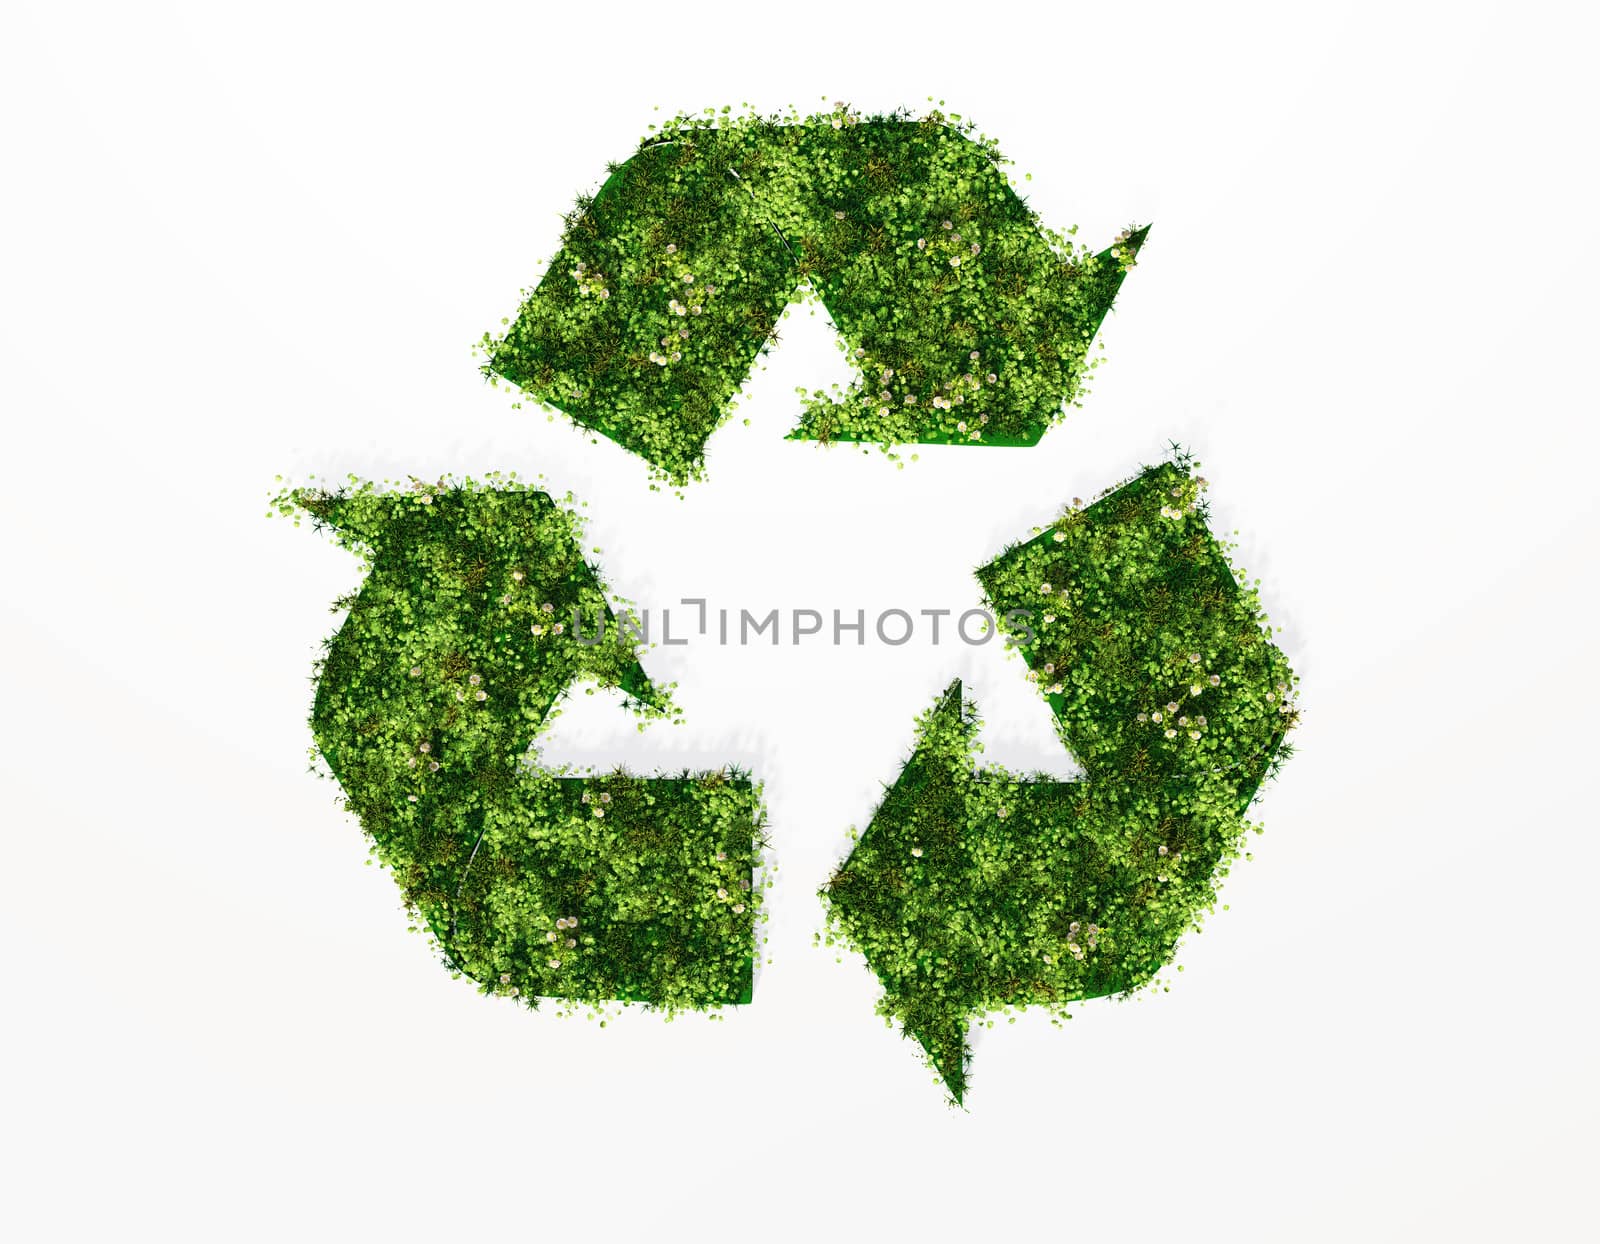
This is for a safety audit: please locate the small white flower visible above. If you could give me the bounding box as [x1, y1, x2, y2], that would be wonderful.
[911, 846, 923, 858]
[1166, 702, 1179, 714]
[1151, 711, 1163, 723]
[547, 958, 561, 969]
[732, 904, 745, 914]
[1209, 674, 1221, 687]
[409, 666, 422, 677]
[475, 689, 487, 701]
[717, 887, 729, 899]
[1164, 728, 1177, 739]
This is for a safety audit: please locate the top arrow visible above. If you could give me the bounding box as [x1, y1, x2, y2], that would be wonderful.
[483, 107, 1147, 483]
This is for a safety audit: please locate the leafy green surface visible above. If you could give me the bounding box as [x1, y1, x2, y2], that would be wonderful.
[283, 476, 765, 1013]
[822, 460, 1299, 1101]
[484, 103, 1145, 483]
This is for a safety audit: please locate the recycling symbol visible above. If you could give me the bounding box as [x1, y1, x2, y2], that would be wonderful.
[283, 105, 1298, 1102]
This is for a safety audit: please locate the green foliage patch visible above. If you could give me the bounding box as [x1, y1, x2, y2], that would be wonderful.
[821, 458, 1298, 1101]
[483, 102, 1146, 483]
[279, 475, 766, 1013]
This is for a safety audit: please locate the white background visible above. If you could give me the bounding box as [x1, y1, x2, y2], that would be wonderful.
[3, 2, 1596, 1239]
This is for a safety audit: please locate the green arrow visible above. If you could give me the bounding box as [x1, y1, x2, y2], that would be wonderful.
[823, 459, 1298, 1102]
[483, 106, 1146, 483]
[292, 478, 764, 1010]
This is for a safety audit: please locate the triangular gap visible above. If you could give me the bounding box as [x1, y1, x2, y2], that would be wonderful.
[524, 680, 768, 778]
[699, 280, 857, 481]
[954, 642, 1083, 782]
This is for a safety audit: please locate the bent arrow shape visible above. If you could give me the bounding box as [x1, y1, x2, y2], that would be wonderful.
[484, 107, 1146, 483]
[293, 478, 764, 1010]
[823, 460, 1299, 1102]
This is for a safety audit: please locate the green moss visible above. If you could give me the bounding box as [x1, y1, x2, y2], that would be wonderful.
[282, 474, 767, 1014]
[483, 103, 1146, 484]
[822, 457, 1299, 1102]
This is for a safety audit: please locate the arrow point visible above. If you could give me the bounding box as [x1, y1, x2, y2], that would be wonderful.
[906, 1014, 971, 1105]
